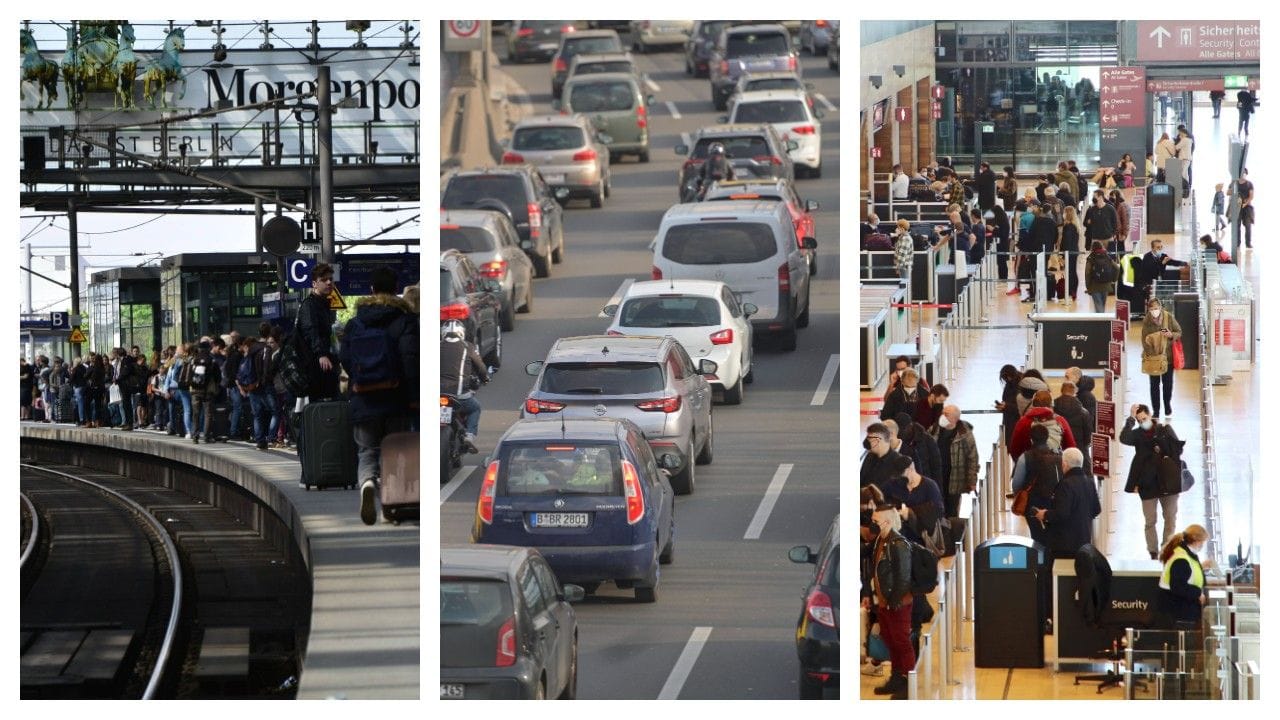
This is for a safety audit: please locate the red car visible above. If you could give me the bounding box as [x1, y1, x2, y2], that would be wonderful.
[701, 178, 821, 275]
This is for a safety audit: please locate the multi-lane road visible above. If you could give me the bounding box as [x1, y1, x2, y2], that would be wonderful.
[440, 34, 841, 699]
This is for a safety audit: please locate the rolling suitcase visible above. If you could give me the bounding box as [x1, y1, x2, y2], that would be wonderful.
[208, 399, 232, 441]
[379, 431, 420, 523]
[300, 400, 357, 490]
[55, 385, 74, 423]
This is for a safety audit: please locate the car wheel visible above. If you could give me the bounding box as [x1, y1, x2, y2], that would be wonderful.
[796, 291, 811, 328]
[723, 374, 744, 405]
[659, 521, 675, 564]
[809, 255, 818, 276]
[533, 251, 551, 278]
[744, 358, 754, 384]
[604, 173, 611, 198]
[695, 417, 713, 465]
[638, 149, 650, 163]
[519, 283, 533, 313]
[552, 226, 565, 263]
[685, 56, 693, 75]
[440, 426, 453, 483]
[634, 557, 659, 603]
[828, 53, 836, 70]
[798, 668, 824, 699]
[590, 182, 604, 208]
[558, 635, 579, 699]
[670, 447, 695, 495]
[499, 293, 516, 331]
[484, 325, 502, 368]
[778, 324, 798, 352]
[713, 93, 726, 112]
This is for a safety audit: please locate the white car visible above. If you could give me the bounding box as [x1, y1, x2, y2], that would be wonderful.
[724, 89, 824, 178]
[603, 279, 755, 404]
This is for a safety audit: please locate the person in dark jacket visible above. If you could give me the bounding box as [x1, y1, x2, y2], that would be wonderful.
[1023, 205, 1059, 302]
[1120, 404, 1183, 559]
[995, 364, 1023, 448]
[1053, 381, 1093, 472]
[1158, 524, 1208, 627]
[863, 502, 914, 699]
[880, 369, 928, 423]
[237, 333, 273, 451]
[1137, 238, 1186, 302]
[892, 411, 941, 483]
[297, 262, 340, 402]
[974, 161, 997, 210]
[187, 340, 222, 443]
[69, 356, 88, 426]
[339, 268, 420, 525]
[1011, 424, 1060, 549]
[861, 423, 905, 491]
[1075, 373, 1098, 437]
[221, 332, 245, 440]
[879, 454, 945, 534]
[985, 205, 1012, 280]
[1082, 240, 1120, 312]
[1032, 448, 1101, 559]
[1083, 191, 1118, 255]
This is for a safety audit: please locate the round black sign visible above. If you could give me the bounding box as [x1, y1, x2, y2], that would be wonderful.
[261, 216, 302, 257]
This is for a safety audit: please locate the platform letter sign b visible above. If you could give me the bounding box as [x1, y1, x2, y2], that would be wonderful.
[50, 311, 68, 329]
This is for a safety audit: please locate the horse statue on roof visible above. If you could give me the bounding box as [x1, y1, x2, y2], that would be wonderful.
[142, 27, 185, 109]
[112, 22, 138, 109]
[19, 28, 59, 109]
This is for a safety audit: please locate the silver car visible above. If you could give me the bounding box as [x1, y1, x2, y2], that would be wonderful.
[567, 52, 640, 82]
[628, 20, 693, 53]
[522, 335, 715, 495]
[440, 209, 535, 332]
[505, 114, 612, 208]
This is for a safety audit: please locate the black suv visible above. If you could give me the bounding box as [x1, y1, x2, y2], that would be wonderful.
[441, 166, 568, 279]
[440, 249, 503, 368]
[789, 515, 839, 699]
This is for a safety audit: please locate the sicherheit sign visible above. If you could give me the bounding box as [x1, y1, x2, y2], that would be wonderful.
[1136, 21, 1260, 63]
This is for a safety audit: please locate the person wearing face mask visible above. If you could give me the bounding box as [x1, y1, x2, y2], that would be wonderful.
[1053, 381, 1092, 473]
[861, 423, 905, 490]
[1030, 448, 1101, 559]
[917, 383, 948, 428]
[927, 404, 978, 518]
[859, 485, 888, 677]
[1137, 240, 1186, 303]
[880, 368, 928, 424]
[883, 355, 930, 399]
[880, 455, 945, 534]
[995, 364, 1023, 447]
[891, 412, 942, 483]
[862, 501, 915, 699]
[1141, 298, 1182, 419]
[1014, 368, 1050, 418]
[1120, 404, 1185, 559]
[1158, 524, 1209, 629]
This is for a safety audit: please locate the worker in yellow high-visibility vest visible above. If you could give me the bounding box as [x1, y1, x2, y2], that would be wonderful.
[1157, 524, 1208, 629]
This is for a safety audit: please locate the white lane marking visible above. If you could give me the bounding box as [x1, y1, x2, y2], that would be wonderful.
[598, 278, 635, 317]
[440, 465, 476, 505]
[813, 93, 837, 113]
[744, 464, 794, 540]
[646, 77, 662, 93]
[665, 100, 681, 120]
[680, 132, 691, 149]
[657, 626, 713, 700]
[810, 354, 840, 406]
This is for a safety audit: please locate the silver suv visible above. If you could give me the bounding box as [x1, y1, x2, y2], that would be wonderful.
[522, 335, 715, 496]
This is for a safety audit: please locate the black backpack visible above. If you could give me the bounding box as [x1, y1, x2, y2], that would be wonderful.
[908, 539, 939, 593]
[1089, 255, 1116, 285]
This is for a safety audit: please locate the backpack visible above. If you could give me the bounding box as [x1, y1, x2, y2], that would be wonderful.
[344, 315, 404, 393]
[907, 539, 939, 594]
[1088, 255, 1117, 285]
[1031, 416, 1064, 450]
[236, 345, 263, 391]
[177, 359, 194, 389]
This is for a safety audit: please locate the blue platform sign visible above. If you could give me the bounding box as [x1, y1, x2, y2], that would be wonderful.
[334, 253, 421, 295]
[287, 257, 316, 289]
[50, 311, 69, 330]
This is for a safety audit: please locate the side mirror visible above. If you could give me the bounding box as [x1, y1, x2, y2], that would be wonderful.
[524, 360, 544, 376]
[675, 144, 689, 155]
[814, 109, 825, 120]
[786, 140, 799, 152]
[602, 304, 619, 317]
[551, 99, 561, 111]
[806, 199, 820, 212]
[742, 302, 758, 317]
[698, 359, 719, 375]
[483, 279, 502, 293]
[561, 584, 586, 603]
[658, 453, 681, 470]
[717, 114, 728, 123]
[805, 82, 815, 91]
[521, 239, 534, 249]
[647, 94, 655, 105]
[598, 132, 614, 145]
[499, 137, 510, 148]
[554, 187, 571, 201]
[788, 545, 816, 564]
[801, 237, 818, 250]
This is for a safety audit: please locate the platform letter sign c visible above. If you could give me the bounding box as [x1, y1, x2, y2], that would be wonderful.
[289, 258, 314, 289]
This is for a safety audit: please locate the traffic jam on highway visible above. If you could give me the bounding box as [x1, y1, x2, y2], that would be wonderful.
[440, 21, 841, 700]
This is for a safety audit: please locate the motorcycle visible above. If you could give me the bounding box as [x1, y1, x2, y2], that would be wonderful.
[680, 175, 704, 204]
[440, 393, 467, 482]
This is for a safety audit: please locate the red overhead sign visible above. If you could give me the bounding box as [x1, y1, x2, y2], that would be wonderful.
[1100, 67, 1146, 128]
[871, 146, 883, 159]
[894, 106, 911, 123]
[1146, 78, 1226, 92]
[932, 84, 946, 99]
[1091, 433, 1111, 477]
[1136, 21, 1260, 62]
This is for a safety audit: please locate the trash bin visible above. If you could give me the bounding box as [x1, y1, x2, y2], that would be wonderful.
[974, 535, 1047, 668]
[1173, 292, 1200, 369]
[1147, 183, 1177, 235]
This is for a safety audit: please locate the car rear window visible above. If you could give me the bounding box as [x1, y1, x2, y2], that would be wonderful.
[745, 77, 802, 93]
[440, 270, 456, 303]
[733, 100, 808, 124]
[619, 296, 722, 328]
[564, 36, 622, 58]
[513, 125, 586, 151]
[441, 226, 497, 253]
[821, 545, 840, 587]
[499, 443, 621, 496]
[541, 362, 664, 395]
[661, 222, 779, 265]
[700, 21, 731, 39]
[726, 32, 789, 58]
[575, 61, 632, 76]
[691, 136, 769, 160]
[441, 579, 514, 669]
[567, 81, 634, 112]
[441, 176, 527, 219]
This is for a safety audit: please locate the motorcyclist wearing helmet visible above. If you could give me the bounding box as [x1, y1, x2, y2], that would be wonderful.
[440, 320, 490, 453]
[696, 142, 735, 198]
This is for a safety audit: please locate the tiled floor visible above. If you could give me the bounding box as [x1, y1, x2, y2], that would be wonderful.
[859, 98, 1259, 700]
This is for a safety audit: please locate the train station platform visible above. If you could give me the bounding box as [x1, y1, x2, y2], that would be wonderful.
[18, 423, 420, 700]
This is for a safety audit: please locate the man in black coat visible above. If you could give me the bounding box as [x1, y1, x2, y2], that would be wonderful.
[1053, 381, 1093, 473]
[297, 262, 340, 402]
[1137, 238, 1186, 300]
[1032, 448, 1101, 559]
[1022, 205, 1059, 302]
[892, 411, 942, 483]
[861, 423, 905, 491]
[974, 161, 997, 210]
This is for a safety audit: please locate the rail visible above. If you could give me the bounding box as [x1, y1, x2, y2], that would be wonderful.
[20, 492, 39, 568]
[21, 463, 184, 700]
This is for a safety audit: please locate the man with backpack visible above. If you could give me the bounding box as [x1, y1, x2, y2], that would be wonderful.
[187, 339, 222, 443]
[340, 268, 419, 525]
[1009, 390, 1077, 461]
[110, 348, 138, 430]
[236, 333, 272, 450]
[1083, 240, 1120, 312]
[863, 501, 916, 700]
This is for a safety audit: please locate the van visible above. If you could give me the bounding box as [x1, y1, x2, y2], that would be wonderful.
[556, 72, 653, 163]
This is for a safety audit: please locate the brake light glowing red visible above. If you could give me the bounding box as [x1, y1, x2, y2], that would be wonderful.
[787, 56, 797, 72]
[479, 260, 508, 279]
[527, 202, 541, 239]
[554, 57, 567, 73]
[651, 266, 663, 280]
[636, 396, 681, 413]
[441, 223, 459, 230]
[815, 20, 828, 28]
[805, 588, 836, 628]
[440, 303, 470, 321]
[791, 125, 816, 135]
[560, 24, 575, 33]
[501, 151, 524, 163]
[778, 262, 791, 292]
[524, 398, 566, 414]
[477, 461, 498, 525]
[753, 155, 784, 166]
[496, 615, 517, 666]
[572, 148, 598, 162]
[710, 328, 733, 345]
[719, 60, 728, 75]
[606, 329, 624, 336]
[622, 460, 645, 524]
[636, 105, 647, 129]
[516, 27, 534, 38]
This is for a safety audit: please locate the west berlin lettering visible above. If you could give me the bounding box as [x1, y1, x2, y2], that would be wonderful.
[204, 68, 420, 123]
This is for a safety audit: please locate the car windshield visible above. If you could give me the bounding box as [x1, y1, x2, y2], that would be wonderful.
[540, 362, 664, 395]
[733, 100, 808, 124]
[726, 32, 789, 58]
[619, 296, 721, 328]
[440, 579, 514, 668]
[575, 61, 632, 75]
[441, 226, 497, 253]
[513, 125, 586, 151]
[500, 443, 622, 496]
[441, 176, 526, 218]
[691, 136, 769, 160]
[564, 36, 622, 58]
[567, 81, 634, 112]
[661, 222, 779, 264]
[745, 78, 801, 93]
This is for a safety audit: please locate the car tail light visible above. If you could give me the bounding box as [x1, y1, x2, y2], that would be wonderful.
[440, 223, 459, 230]
[621, 460, 645, 524]
[606, 329, 625, 336]
[651, 266, 663, 280]
[560, 24, 575, 33]
[554, 57, 567, 73]
[728, 193, 760, 200]
[805, 588, 836, 628]
[479, 260, 508, 279]
[516, 27, 534, 38]
[710, 328, 733, 345]
[791, 125, 816, 135]
[495, 615, 517, 666]
[787, 55, 797, 72]
[719, 60, 728, 76]
[815, 20, 828, 28]
[573, 148, 597, 162]
[440, 303, 470, 321]
[501, 151, 524, 163]
[753, 155, 784, 166]
[524, 398, 566, 414]
[635, 396, 681, 413]
[636, 105, 647, 129]
[477, 461, 499, 525]
[527, 202, 542, 239]
[778, 262, 791, 292]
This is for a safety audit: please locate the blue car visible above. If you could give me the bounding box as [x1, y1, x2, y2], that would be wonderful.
[471, 417, 677, 602]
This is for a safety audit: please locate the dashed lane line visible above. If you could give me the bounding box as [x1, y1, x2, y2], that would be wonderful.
[440, 465, 476, 505]
[744, 464, 794, 540]
[810, 354, 840, 406]
[657, 626, 713, 699]
[665, 100, 681, 119]
[598, 279, 635, 317]
[813, 93, 837, 113]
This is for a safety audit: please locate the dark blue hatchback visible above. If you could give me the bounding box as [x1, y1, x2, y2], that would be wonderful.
[471, 418, 676, 602]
